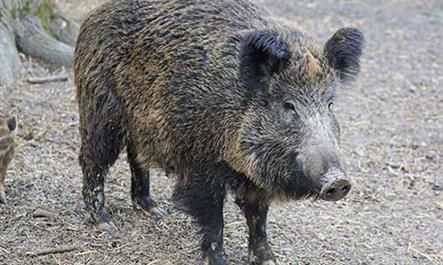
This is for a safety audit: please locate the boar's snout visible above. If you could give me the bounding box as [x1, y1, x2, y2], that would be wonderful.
[319, 168, 351, 201]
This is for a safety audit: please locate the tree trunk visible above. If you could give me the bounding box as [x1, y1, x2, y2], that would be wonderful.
[0, 0, 79, 85]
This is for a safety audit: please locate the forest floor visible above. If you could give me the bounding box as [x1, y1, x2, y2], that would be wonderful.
[0, 0, 442, 264]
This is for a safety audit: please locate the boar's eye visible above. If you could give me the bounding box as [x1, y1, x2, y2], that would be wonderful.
[283, 101, 296, 112]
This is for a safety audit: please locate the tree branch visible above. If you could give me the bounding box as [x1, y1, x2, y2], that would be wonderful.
[26, 245, 79, 256]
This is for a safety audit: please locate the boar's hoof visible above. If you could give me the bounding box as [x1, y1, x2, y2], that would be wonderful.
[250, 258, 276, 265]
[133, 196, 166, 218]
[249, 242, 276, 265]
[206, 251, 228, 265]
[97, 221, 119, 236]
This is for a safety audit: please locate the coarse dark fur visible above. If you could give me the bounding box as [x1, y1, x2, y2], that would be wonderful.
[0, 117, 16, 204]
[75, 0, 364, 264]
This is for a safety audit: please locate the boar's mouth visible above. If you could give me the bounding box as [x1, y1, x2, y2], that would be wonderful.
[283, 174, 324, 200]
[231, 146, 323, 199]
[242, 155, 322, 200]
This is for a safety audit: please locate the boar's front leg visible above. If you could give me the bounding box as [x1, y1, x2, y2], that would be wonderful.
[201, 205, 228, 265]
[195, 188, 228, 265]
[173, 171, 228, 265]
[236, 190, 276, 265]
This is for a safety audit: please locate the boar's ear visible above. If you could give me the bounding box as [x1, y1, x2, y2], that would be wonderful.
[239, 31, 290, 89]
[324, 27, 364, 82]
[7, 117, 16, 132]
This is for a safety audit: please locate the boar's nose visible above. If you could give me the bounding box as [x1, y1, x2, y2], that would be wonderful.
[319, 168, 351, 201]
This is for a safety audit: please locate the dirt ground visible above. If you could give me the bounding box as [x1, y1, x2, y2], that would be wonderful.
[1, 0, 442, 264]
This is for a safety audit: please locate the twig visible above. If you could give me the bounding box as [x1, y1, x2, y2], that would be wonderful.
[32, 208, 58, 219]
[408, 243, 438, 265]
[26, 245, 78, 256]
[27, 75, 68, 84]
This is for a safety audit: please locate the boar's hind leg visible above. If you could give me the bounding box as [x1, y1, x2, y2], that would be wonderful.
[79, 93, 125, 234]
[236, 191, 276, 265]
[127, 142, 166, 217]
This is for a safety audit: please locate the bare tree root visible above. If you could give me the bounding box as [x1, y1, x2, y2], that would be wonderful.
[16, 17, 75, 67]
[0, 0, 79, 85]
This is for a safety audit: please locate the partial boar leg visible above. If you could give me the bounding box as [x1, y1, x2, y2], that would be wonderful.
[174, 168, 229, 265]
[80, 158, 115, 233]
[78, 91, 125, 234]
[127, 142, 166, 217]
[201, 205, 228, 265]
[236, 190, 276, 265]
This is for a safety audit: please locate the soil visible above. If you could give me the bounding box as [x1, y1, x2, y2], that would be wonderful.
[0, 0, 442, 264]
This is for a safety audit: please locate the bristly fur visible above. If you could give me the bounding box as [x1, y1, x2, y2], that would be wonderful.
[75, 0, 363, 263]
